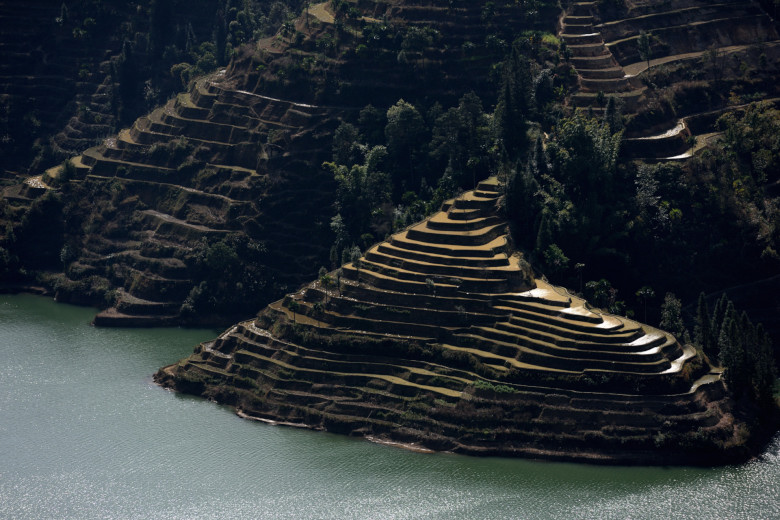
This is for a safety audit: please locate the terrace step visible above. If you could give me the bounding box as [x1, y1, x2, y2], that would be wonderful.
[580, 76, 633, 92]
[426, 213, 503, 232]
[377, 242, 510, 268]
[568, 43, 610, 58]
[563, 23, 594, 35]
[390, 231, 508, 258]
[570, 54, 617, 68]
[364, 246, 520, 281]
[577, 67, 626, 79]
[561, 32, 603, 45]
[406, 221, 508, 246]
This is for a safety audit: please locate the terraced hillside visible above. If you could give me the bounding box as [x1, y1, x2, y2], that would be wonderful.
[561, 0, 780, 159]
[1, 0, 561, 325]
[561, 1, 645, 111]
[54, 72, 341, 325]
[157, 178, 748, 464]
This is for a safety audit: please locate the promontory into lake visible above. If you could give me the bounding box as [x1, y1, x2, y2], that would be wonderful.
[1, 0, 779, 469]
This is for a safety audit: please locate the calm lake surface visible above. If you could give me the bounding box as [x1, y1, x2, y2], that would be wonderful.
[1, 294, 778, 520]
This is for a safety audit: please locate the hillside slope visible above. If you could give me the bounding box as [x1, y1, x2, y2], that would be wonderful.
[1, 0, 558, 326]
[561, 0, 780, 160]
[157, 178, 756, 465]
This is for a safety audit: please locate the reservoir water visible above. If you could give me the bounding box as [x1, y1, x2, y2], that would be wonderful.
[1, 294, 778, 519]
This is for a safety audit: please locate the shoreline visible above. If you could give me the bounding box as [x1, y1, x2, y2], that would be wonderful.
[153, 367, 779, 467]
[236, 409, 315, 429]
[0, 283, 54, 297]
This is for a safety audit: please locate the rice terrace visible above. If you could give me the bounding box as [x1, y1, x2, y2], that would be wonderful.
[0, 0, 779, 517]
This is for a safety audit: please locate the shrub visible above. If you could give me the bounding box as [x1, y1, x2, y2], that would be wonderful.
[474, 379, 519, 394]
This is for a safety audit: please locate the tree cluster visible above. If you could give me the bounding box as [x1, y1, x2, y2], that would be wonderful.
[181, 234, 269, 321]
[323, 93, 495, 267]
[695, 293, 776, 406]
[503, 97, 779, 332]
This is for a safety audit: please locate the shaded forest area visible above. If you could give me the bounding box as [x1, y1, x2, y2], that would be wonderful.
[0, 0, 306, 174]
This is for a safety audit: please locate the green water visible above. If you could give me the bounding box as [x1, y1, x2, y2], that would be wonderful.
[0, 294, 778, 520]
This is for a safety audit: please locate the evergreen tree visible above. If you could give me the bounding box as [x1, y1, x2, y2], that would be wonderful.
[494, 44, 532, 161]
[535, 209, 554, 258]
[117, 39, 139, 124]
[215, 9, 228, 66]
[332, 121, 360, 165]
[385, 99, 426, 193]
[719, 314, 746, 396]
[506, 162, 539, 243]
[752, 325, 777, 406]
[150, 0, 174, 59]
[709, 293, 729, 354]
[603, 96, 622, 134]
[358, 104, 386, 146]
[636, 286, 655, 323]
[694, 292, 712, 355]
[637, 30, 652, 70]
[534, 135, 549, 177]
[710, 295, 778, 406]
[660, 292, 687, 341]
[533, 69, 554, 113]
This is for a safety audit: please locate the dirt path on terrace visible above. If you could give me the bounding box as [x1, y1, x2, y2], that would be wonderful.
[623, 42, 780, 76]
[309, 2, 334, 24]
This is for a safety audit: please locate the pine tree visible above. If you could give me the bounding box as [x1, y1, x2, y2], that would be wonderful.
[535, 210, 554, 258]
[635, 286, 655, 323]
[719, 315, 744, 395]
[637, 30, 652, 70]
[506, 161, 539, 243]
[709, 293, 728, 355]
[693, 292, 711, 354]
[603, 96, 622, 134]
[494, 44, 532, 161]
[711, 295, 778, 406]
[660, 292, 687, 341]
[215, 9, 228, 66]
[534, 135, 549, 177]
[117, 39, 139, 124]
[150, 0, 174, 59]
[752, 325, 777, 406]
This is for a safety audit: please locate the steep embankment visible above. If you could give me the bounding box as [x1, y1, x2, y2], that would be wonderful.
[158, 178, 751, 465]
[561, 0, 780, 159]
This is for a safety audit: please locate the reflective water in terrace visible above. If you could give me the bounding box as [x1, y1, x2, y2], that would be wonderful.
[1, 294, 778, 519]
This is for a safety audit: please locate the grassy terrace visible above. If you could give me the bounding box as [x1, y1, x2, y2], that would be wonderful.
[159, 177, 741, 464]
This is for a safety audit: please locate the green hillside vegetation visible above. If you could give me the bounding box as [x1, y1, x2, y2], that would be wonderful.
[0, 0, 778, 462]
